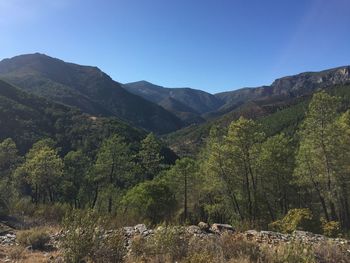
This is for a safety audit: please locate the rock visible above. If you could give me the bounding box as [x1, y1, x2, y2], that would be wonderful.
[123, 226, 135, 237]
[210, 223, 234, 234]
[134, 224, 147, 234]
[186, 225, 202, 235]
[198, 222, 209, 232]
[245, 230, 258, 238]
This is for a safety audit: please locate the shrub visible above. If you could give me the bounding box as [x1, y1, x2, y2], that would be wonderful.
[129, 226, 189, 262]
[186, 235, 222, 262]
[220, 233, 264, 262]
[184, 252, 217, 263]
[0, 197, 8, 217]
[322, 220, 341, 237]
[34, 203, 70, 223]
[12, 197, 36, 217]
[264, 242, 315, 263]
[16, 228, 50, 250]
[61, 209, 127, 263]
[130, 234, 147, 260]
[269, 208, 321, 234]
[91, 230, 126, 263]
[146, 226, 188, 261]
[313, 242, 350, 263]
[60, 209, 98, 263]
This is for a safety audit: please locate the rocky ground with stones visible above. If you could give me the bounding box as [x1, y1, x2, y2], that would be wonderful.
[1, 221, 350, 262]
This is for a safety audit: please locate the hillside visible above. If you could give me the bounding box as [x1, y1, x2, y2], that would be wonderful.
[167, 81, 350, 156]
[0, 79, 145, 154]
[123, 80, 223, 123]
[215, 66, 350, 113]
[0, 54, 183, 134]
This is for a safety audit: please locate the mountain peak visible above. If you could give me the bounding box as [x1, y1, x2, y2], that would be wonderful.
[0, 53, 183, 134]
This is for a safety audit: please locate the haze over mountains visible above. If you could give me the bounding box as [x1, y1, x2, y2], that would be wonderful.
[0, 53, 349, 144]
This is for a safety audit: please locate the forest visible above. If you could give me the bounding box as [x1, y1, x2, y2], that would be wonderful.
[1, 90, 350, 237]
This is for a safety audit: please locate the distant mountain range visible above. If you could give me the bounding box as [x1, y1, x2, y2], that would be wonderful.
[0, 53, 349, 151]
[125, 66, 350, 121]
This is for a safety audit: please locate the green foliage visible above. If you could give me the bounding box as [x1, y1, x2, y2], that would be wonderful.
[19, 140, 63, 204]
[294, 92, 347, 225]
[256, 133, 295, 220]
[62, 150, 91, 207]
[93, 134, 134, 213]
[16, 228, 50, 250]
[121, 179, 176, 224]
[322, 220, 341, 237]
[61, 209, 98, 263]
[139, 133, 164, 179]
[166, 157, 199, 223]
[269, 208, 321, 234]
[133, 226, 188, 262]
[33, 203, 70, 223]
[90, 230, 126, 263]
[0, 138, 20, 217]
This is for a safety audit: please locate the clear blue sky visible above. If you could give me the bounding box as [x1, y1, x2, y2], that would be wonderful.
[0, 0, 349, 93]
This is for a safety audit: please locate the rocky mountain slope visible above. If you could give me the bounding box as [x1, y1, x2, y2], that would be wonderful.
[215, 66, 350, 113]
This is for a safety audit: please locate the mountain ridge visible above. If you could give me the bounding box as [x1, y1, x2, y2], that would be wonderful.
[0, 53, 183, 134]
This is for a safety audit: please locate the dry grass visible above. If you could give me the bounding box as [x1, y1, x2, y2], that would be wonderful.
[0, 245, 61, 263]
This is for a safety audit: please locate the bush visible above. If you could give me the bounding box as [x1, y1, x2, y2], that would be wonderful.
[313, 242, 350, 263]
[184, 252, 217, 263]
[16, 228, 50, 250]
[61, 209, 126, 263]
[91, 230, 126, 263]
[34, 203, 70, 223]
[0, 197, 8, 217]
[147, 226, 188, 261]
[220, 233, 264, 262]
[322, 220, 341, 237]
[61, 209, 98, 262]
[186, 235, 222, 262]
[269, 208, 321, 234]
[12, 197, 36, 217]
[264, 242, 315, 263]
[130, 226, 189, 262]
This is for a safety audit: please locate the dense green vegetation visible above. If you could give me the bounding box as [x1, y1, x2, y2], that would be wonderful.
[2, 79, 350, 238]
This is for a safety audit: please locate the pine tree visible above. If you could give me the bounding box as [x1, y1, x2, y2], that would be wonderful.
[294, 92, 341, 221]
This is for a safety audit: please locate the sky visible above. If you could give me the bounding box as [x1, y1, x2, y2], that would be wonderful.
[0, 0, 349, 93]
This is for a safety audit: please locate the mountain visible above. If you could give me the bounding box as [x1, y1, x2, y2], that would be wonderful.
[0, 53, 183, 134]
[166, 66, 350, 155]
[215, 66, 350, 113]
[123, 81, 223, 123]
[0, 79, 144, 153]
[158, 97, 205, 124]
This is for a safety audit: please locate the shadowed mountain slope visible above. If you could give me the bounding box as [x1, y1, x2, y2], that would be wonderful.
[0, 53, 183, 134]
